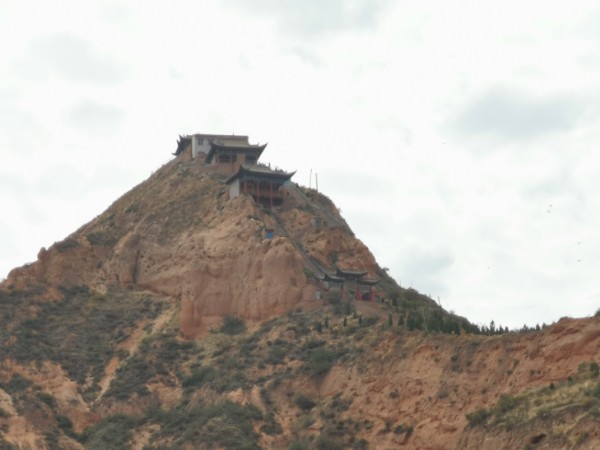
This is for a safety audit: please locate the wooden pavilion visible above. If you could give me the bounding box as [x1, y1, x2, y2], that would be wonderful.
[226, 164, 295, 207]
[333, 268, 380, 301]
[205, 141, 267, 166]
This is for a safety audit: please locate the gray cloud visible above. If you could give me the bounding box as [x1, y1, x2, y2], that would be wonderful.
[65, 100, 124, 135]
[323, 169, 394, 199]
[14, 33, 126, 85]
[223, 0, 389, 37]
[0, 174, 47, 223]
[0, 90, 46, 152]
[452, 85, 587, 142]
[395, 247, 454, 296]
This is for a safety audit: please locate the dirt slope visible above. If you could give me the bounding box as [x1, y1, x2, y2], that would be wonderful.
[1, 154, 599, 449]
[3, 158, 379, 338]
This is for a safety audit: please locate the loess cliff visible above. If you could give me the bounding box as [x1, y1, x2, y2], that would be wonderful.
[3, 158, 379, 338]
[1, 152, 600, 449]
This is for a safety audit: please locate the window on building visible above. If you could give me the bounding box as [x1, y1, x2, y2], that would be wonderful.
[196, 137, 204, 145]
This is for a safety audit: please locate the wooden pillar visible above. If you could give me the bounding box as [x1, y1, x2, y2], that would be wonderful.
[243, 178, 247, 194]
[355, 280, 361, 301]
[255, 179, 259, 203]
[270, 182, 273, 208]
[341, 283, 346, 300]
[369, 285, 374, 302]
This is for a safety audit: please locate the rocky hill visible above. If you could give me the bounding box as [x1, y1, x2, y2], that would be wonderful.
[1, 151, 600, 449]
[4, 156, 409, 337]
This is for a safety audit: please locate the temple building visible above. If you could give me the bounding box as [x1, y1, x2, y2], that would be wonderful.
[173, 133, 265, 162]
[174, 132, 295, 207]
[227, 164, 295, 207]
[205, 141, 266, 166]
[323, 268, 380, 301]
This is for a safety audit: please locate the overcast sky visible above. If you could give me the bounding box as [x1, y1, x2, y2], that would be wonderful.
[2, 0, 600, 328]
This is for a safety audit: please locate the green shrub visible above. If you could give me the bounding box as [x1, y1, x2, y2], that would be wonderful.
[305, 347, 337, 376]
[394, 423, 413, 434]
[81, 414, 139, 449]
[294, 393, 316, 411]
[591, 361, 599, 378]
[182, 366, 217, 390]
[314, 432, 345, 450]
[260, 411, 282, 436]
[0, 437, 17, 449]
[220, 315, 246, 335]
[57, 415, 78, 440]
[495, 394, 519, 415]
[288, 439, 310, 450]
[465, 408, 490, 426]
[153, 400, 262, 449]
[0, 374, 32, 393]
[590, 382, 600, 398]
[36, 392, 57, 409]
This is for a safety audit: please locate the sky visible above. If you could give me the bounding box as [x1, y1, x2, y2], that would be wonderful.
[2, 0, 600, 329]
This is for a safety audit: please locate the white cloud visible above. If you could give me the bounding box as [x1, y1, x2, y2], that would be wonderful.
[13, 33, 128, 85]
[222, 0, 390, 37]
[452, 85, 590, 142]
[3, 0, 600, 328]
[65, 100, 124, 135]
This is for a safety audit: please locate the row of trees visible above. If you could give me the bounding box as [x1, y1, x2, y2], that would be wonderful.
[389, 310, 551, 336]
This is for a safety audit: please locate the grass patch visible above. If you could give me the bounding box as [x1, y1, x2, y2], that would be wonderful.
[0, 287, 166, 388]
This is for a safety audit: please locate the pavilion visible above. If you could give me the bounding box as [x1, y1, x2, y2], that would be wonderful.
[332, 268, 380, 301]
[173, 133, 265, 162]
[227, 164, 295, 207]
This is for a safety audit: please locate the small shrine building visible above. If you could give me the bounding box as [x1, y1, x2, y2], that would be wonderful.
[173, 133, 266, 163]
[173, 132, 295, 207]
[322, 268, 381, 302]
[227, 164, 295, 207]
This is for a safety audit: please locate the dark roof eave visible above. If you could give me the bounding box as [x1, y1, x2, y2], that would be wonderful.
[321, 273, 345, 283]
[174, 135, 192, 156]
[357, 278, 381, 286]
[335, 268, 369, 279]
[205, 142, 267, 163]
[226, 166, 296, 185]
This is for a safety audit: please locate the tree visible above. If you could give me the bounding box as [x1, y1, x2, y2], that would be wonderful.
[220, 315, 246, 335]
[591, 361, 599, 378]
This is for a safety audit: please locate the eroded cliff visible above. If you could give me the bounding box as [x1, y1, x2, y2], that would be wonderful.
[1, 155, 599, 450]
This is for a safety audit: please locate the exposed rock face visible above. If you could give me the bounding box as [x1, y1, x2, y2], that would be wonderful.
[313, 315, 600, 449]
[2, 159, 377, 337]
[3, 154, 600, 449]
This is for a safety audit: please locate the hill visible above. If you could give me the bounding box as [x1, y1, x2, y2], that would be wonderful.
[1, 144, 600, 449]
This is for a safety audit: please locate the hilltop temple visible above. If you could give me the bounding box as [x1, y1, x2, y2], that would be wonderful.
[174, 133, 294, 207]
[173, 132, 379, 295]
